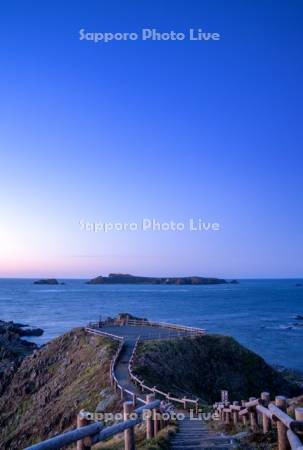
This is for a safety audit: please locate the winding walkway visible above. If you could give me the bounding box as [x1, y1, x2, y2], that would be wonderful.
[115, 339, 142, 399]
[92, 324, 236, 449]
[101, 324, 194, 402]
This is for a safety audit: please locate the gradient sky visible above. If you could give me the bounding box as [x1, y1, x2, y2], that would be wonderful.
[0, 0, 302, 278]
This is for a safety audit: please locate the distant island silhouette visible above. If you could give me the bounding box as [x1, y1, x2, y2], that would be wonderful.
[86, 273, 235, 285]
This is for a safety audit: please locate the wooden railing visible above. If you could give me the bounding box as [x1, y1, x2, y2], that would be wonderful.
[24, 397, 173, 450]
[85, 327, 136, 402]
[128, 336, 200, 413]
[124, 318, 206, 335]
[213, 391, 303, 450]
[89, 318, 206, 335]
[86, 327, 200, 410]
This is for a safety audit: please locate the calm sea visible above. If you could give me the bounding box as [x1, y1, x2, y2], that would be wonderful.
[0, 278, 302, 370]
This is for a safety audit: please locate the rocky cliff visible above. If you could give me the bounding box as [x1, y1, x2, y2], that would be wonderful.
[0, 328, 118, 449]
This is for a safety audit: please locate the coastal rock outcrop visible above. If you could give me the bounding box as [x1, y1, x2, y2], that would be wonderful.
[0, 328, 118, 449]
[0, 321, 42, 396]
[86, 273, 227, 285]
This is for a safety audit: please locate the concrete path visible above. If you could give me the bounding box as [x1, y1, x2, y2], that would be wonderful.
[114, 339, 143, 400]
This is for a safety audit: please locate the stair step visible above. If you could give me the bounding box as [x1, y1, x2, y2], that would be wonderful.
[172, 435, 211, 438]
[172, 435, 210, 438]
[169, 412, 235, 450]
[171, 442, 232, 445]
[170, 447, 233, 450]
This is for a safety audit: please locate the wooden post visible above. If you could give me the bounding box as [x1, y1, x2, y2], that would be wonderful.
[295, 407, 303, 422]
[233, 401, 239, 425]
[261, 392, 271, 434]
[158, 408, 162, 432]
[146, 394, 155, 440]
[159, 414, 164, 430]
[225, 404, 231, 424]
[121, 387, 125, 400]
[248, 397, 258, 431]
[153, 408, 159, 436]
[221, 390, 229, 404]
[275, 396, 290, 450]
[195, 400, 199, 415]
[124, 401, 135, 450]
[132, 393, 136, 407]
[221, 408, 225, 422]
[241, 400, 247, 426]
[77, 411, 91, 450]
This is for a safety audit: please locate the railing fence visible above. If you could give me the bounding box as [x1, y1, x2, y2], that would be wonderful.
[213, 391, 303, 450]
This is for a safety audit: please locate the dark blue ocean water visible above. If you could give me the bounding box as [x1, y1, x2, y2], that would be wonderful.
[0, 279, 302, 370]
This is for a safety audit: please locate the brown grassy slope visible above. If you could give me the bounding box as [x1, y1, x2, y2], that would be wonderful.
[0, 328, 118, 449]
[133, 335, 301, 403]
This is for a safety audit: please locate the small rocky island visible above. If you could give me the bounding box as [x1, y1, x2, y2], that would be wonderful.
[86, 273, 231, 285]
[33, 279, 63, 285]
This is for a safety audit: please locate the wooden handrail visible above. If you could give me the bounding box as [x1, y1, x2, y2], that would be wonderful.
[213, 391, 303, 450]
[87, 324, 201, 409]
[23, 423, 103, 450]
[95, 318, 206, 335]
[269, 403, 293, 428]
[256, 404, 273, 420]
[128, 336, 199, 412]
[85, 327, 123, 341]
[287, 429, 303, 450]
[24, 399, 165, 450]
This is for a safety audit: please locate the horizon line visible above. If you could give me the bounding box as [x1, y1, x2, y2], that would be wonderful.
[0, 275, 302, 281]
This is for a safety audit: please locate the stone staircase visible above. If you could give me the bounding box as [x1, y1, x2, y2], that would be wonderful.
[170, 413, 237, 449]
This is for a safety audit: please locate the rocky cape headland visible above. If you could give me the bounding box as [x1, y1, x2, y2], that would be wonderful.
[86, 273, 235, 285]
[0, 317, 301, 449]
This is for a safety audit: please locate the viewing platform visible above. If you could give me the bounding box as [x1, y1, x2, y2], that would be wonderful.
[86, 313, 206, 342]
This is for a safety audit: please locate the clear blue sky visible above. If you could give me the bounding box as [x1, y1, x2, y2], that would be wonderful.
[0, 0, 302, 278]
